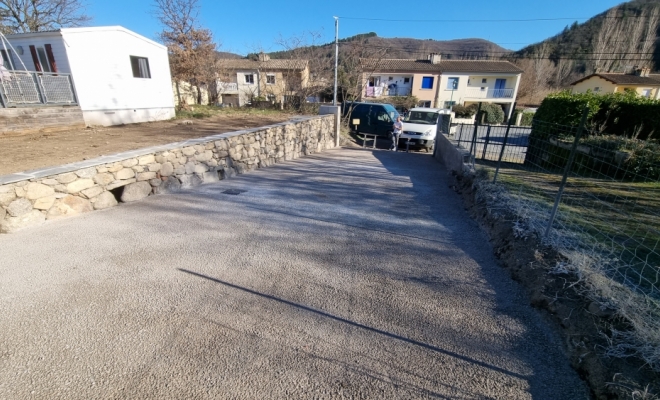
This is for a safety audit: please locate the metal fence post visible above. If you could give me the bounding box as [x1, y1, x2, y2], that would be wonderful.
[469, 102, 482, 156]
[545, 107, 589, 238]
[481, 125, 491, 160]
[32, 72, 46, 104]
[492, 102, 517, 183]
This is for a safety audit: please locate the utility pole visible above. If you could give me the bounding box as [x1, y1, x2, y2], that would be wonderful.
[333, 16, 339, 106]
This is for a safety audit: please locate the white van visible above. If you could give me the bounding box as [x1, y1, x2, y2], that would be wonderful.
[400, 108, 453, 151]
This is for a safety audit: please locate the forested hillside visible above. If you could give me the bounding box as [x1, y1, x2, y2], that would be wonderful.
[510, 0, 660, 103]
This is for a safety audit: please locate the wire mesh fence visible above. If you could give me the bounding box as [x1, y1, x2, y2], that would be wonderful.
[0, 71, 78, 107]
[452, 111, 660, 369]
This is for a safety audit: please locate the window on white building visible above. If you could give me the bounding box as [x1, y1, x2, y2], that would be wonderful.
[245, 74, 255, 84]
[403, 77, 410, 84]
[130, 56, 151, 78]
[0, 49, 15, 70]
[593, 87, 601, 92]
[482, 78, 487, 83]
[36, 48, 52, 73]
[447, 77, 459, 90]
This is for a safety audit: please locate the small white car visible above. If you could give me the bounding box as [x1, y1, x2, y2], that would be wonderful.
[399, 107, 452, 151]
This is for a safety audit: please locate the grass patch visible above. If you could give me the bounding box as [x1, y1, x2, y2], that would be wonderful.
[175, 105, 294, 120]
[475, 164, 660, 372]
[483, 164, 660, 296]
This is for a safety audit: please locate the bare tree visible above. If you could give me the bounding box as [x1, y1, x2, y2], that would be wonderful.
[153, 0, 217, 106]
[554, 58, 574, 88]
[273, 31, 333, 109]
[0, 0, 91, 34]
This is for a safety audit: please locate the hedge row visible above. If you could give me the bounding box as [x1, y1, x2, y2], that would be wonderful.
[534, 91, 660, 140]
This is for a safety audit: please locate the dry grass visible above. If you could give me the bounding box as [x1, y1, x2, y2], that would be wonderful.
[474, 165, 660, 372]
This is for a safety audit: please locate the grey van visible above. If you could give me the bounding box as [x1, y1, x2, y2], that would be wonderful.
[346, 103, 400, 137]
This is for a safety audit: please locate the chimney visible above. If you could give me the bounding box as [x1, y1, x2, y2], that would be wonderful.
[258, 52, 270, 62]
[429, 53, 442, 64]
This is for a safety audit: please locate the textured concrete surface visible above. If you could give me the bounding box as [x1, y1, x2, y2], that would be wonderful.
[0, 148, 588, 399]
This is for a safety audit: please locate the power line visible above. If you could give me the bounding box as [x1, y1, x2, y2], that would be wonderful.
[337, 42, 658, 60]
[336, 14, 655, 23]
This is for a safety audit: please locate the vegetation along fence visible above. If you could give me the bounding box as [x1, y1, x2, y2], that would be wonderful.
[0, 71, 78, 107]
[451, 108, 660, 371]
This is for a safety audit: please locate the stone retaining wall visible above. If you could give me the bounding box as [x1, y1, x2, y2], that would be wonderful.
[0, 115, 335, 233]
[0, 106, 86, 136]
[433, 133, 474, 176]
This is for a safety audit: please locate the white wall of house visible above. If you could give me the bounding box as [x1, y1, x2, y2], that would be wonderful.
[61, 27, 175, 126]
[236, 70, 260, 106]
[364, 74, 413, 97]
[8, 26, 176, 126]
[435, 72, 521, 119]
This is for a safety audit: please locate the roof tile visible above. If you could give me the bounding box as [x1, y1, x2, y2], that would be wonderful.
[360, 58, 523, 73]
[217, 59, 308, 71]
[571, 73, 660, 86]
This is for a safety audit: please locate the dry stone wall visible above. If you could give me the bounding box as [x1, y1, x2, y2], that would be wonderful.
[0, 115, 335, 233]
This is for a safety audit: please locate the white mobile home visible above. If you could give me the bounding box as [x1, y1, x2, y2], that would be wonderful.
[5, 26, 175, 126]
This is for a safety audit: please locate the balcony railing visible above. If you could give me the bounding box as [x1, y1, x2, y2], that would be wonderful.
[464, 87, 514, 99]
[386, 87, 411, 96]
[217, 82, 238, 93]
[0, 71, 78, 107]
[365, 86, 412, 97]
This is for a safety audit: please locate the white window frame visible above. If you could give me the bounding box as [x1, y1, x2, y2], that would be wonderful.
[266, 74, 276, 85]
[245, 74, 255, 84]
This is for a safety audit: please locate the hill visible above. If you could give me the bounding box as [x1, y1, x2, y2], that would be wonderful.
[509, 0, 660, 101]
[264, 33, 511, 61]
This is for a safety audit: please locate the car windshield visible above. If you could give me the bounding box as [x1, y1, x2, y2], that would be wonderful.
[404, 111, 439, 125]
[382, 104, 399, 120]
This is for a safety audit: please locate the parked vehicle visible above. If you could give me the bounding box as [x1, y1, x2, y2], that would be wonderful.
[400, 107, 452, 151]
[345, 102, 400, 137]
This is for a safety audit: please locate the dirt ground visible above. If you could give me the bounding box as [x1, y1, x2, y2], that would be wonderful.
[0, 111, 294, 176]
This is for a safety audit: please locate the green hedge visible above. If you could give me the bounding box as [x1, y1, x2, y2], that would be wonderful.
[534, 91, 660, 140]
[520, 112, 535, 126]
[479, 103, 505, 125]
[452, 105, 476, 118]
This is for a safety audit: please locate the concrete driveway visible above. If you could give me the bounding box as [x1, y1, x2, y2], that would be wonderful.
[0, 148, 587, 399]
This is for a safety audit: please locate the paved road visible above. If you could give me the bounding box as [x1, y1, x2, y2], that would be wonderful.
[0, 148, 588, 399]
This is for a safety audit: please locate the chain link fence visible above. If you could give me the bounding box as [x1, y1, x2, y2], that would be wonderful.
[451, 108, 660, 370]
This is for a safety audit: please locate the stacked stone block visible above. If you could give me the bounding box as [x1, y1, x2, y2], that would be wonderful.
[0, 116, 335, 233]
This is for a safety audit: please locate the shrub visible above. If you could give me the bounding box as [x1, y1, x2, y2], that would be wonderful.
[534, 91, 660, 140]
[479, 103, 505, 125]
[452, 105, 476, 118]
[520, 112, 535, 126]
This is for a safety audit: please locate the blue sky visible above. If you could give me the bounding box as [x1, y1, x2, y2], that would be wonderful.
[89, 0, 625, 55]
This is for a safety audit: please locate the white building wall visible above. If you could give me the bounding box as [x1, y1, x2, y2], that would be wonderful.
[60, 26, 175, 126]
[236, 70, 259, 106]
[436, 72, 521, 108]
